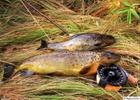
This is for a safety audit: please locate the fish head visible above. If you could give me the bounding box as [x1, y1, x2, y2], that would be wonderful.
[100, 51, 120, 64]
[94, 34, 116, 48]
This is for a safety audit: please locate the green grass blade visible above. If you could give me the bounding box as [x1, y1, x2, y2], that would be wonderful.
[112, 8, 129, 14]
[127, 9, 132, 24]
[28, 81, 121, 99]
[29, 95, 76, 100]
[130, 9, 140, 19]
[122, 0, 133, 7]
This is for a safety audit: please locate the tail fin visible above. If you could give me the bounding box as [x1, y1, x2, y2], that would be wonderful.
[37, 40, 48, 50]
[1, 63, 15, 81]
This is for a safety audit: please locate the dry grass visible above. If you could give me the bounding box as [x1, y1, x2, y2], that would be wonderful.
[0, 75, 123, 100]
[0, 0, 140, 99]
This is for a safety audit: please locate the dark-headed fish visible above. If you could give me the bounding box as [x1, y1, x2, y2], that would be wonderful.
[37, 33, 116, 51]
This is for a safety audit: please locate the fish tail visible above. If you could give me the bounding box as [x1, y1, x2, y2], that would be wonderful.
[37, 39, 48, 50]
[1, 63, 16, 81]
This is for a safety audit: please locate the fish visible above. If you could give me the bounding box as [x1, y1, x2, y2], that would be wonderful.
[16, 51, 120, 76]
[37, 33, 116, 51]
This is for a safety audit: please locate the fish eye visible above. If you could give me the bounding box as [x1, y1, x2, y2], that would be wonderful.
[107, 56, 112, 59]
[105, 52, 113, 59]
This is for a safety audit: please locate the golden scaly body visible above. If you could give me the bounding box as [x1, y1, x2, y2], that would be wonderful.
[17, 51, 120, 76]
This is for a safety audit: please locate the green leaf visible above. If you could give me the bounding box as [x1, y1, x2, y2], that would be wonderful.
[127, 10, 132, 24]
[113, 8, 129, 14]
[122, 0, 133, 7]
[130, 9, 140, 19]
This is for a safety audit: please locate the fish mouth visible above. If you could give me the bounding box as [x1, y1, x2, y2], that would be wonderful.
[110, 58, 120, 64]
[112, 53, 121, 63]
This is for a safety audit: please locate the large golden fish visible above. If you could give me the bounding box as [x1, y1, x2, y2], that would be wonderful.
[16, 51, 120, 76]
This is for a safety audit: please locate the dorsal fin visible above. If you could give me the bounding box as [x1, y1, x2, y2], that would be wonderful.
[37, 40, 48, 50]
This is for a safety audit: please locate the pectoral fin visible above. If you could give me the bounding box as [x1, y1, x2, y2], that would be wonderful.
[85, 63, 99, 75]
[79, 63, 99, 75]
[79, 66, 91, 75]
